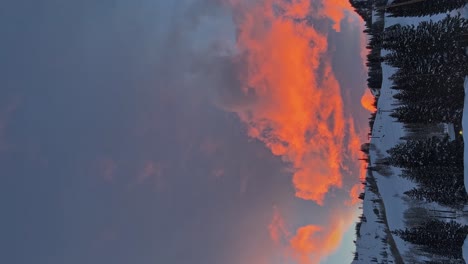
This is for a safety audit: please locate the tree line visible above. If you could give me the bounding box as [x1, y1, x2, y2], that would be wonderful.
[350, 0, 468, 262]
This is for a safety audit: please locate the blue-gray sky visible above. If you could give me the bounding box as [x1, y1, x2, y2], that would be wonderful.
[0, 1, 368, 263]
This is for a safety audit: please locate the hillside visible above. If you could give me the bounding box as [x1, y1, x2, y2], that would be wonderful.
[352, 1, 468, 263]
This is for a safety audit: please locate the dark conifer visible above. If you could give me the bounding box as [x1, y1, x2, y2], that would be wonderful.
[393, 220, 468, 258]
[387, 0, 466, 17]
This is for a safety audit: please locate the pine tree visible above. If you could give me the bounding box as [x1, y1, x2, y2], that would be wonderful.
[402, 166, 464, 188]
[349, 0, 372, 24]
[382, 15, 468, 77]
[390, 137, 467, 206]
[387, 137, 463, 169]
[393, 220, 468, 258]
[387, 0, 466, 17]
[405, 186, 467, 206]
[385, 16, 467, 124]
[390, 99, 462, 123]
[391, 69, 464, 100]
[390, 66, 465, 120]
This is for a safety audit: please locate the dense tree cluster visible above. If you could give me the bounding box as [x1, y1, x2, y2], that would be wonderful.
[349, 0, 372, 25]
[393, 220, 468, 259]
[350, 0, 387, 97]
[388, 137, 462, 169]
[383, 15, 468, 123]
[388, 136, 467, 206]
[387, 0, 467, 18]
[383, 15, 467, 74]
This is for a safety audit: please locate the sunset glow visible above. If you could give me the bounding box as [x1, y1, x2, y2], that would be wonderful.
[361, 89, 377, 113]
[224, 0, 364, 262]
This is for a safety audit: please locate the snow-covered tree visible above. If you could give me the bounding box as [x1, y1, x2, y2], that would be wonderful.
[387, 0, 466, 17]
[393, 220, 468, 258]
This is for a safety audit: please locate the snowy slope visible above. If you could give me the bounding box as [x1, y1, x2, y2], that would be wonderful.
[352, 168, 401, 264]
[367, 63, 415, 262]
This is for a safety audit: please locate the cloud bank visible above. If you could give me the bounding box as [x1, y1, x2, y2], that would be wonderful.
[216, 0, 365, 263]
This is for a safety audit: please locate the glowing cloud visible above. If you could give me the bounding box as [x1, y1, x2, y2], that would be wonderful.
[347, 183, 363, 206]
[289, 209, 357, 264]
[221, 0, 364, 262]
[225, 0, 360, 205]
[360, 89, 376, 113]
[319, 0, 354, 31]
[290, 225, 323, 263]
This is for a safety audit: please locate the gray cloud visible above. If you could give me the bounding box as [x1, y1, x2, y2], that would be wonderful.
[0, 1, 297, 264]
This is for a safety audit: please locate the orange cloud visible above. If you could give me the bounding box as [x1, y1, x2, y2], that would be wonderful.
[319, 0, 354, 31]
[360, 89, 376, 112]
[346, 183, 363, 206]
[289, 225, 323, 264]
[347, 118, 362, 160]
[289, 209, 357, 264]
[223, 0, 364, 262]
[225, 0, 361, 205]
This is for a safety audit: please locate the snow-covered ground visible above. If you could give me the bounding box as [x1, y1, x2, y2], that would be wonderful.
[352, 174, 397, 264]
[367, 61, 415, 263]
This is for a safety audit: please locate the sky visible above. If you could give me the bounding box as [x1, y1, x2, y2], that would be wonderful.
[0, 1, 369, 264]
